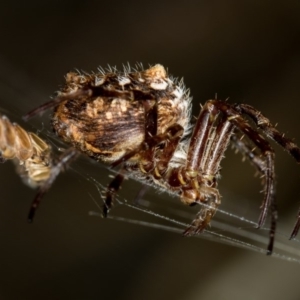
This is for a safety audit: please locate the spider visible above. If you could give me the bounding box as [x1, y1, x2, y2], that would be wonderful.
[2, 64, 300, 254]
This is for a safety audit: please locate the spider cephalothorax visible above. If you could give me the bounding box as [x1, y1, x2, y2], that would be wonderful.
[4, 63, 300, 254]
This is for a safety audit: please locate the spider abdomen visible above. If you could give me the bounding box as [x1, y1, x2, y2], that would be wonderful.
[52, 64, 192, 164]
[52, 96, 146, 163]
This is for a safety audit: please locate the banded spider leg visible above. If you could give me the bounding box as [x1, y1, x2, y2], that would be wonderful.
[178, 100, 276, 254]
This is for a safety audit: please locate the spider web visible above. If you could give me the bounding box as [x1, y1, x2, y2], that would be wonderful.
[85, 172, 300, 263]
[1, 56, 300, 264]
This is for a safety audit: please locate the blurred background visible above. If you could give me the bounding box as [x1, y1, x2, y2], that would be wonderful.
[1, 1, 300, 299]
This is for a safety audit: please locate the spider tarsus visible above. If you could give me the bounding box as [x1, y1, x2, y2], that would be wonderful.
[257, 212, 267, 229]
[290, 219, 300, 240]
[266, 235, 274, 255]
[182, 227, 194, 237]
[27, 209, 35, 223]
[289, 231, 297, 240]
[290, 147, 300, 163]
[183, 218, 206, 237]
[102, 205, 109, 218]
[27, 189, 45, 222]
[103, 173, 124, 217]
[28, 207, 37, 223]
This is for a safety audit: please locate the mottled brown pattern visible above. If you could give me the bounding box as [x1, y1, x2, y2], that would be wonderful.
[52, 65, 189, 163]
[7, 64, 300, 255]
[53, 97, 145, 162]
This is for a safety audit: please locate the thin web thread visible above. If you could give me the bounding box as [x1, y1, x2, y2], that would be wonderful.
[86, 174, 300, 263]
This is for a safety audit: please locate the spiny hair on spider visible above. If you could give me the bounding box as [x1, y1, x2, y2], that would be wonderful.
[2, 63, 300, 255]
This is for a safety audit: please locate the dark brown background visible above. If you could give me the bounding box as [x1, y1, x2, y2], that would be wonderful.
[1, 1, 300, 299]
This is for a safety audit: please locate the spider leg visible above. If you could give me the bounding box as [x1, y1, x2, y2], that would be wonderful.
[103, 173, 124, 217]
[28, 148, 78, 222]
[183, 187, 221, 236]
[183, 112, 234, 236]
[290, 209, 300, 239]
[209, 100, 276, 254]
[154, 124, 185, 175]
[231, 134, 278, 253]
[235, 103, 300, 240]
[235, 103, 300, 162]
[230, 134, 266, 174]
[185, 101, 220, 173]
